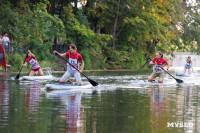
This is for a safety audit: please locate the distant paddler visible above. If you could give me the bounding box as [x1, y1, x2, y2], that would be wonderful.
[183, 56, 193, 74]
[148, 51, 170, 83]
[22, 50, 43, 76]
[53, 44, 84, 86]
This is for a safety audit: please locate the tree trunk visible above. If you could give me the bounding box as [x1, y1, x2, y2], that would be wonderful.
[48, 0, 54, 14]
[96, 27, 101, 34]
[112, 0, 121, 51]
[58, 0, 65, 18]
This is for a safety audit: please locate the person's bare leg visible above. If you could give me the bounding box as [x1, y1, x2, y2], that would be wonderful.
[38, 69, 44, 76]
[188, 69, 191, 74]
[29, 70, 35, 76]
[183, 68, 186, 73]
[148, 75, 154, 82]
[158, 78, 163, 83]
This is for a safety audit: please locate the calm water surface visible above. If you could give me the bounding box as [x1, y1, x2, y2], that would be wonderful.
[0, 70, 200, 133]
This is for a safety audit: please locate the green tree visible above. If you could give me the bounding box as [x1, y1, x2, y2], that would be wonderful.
[181, 0, 200, 52]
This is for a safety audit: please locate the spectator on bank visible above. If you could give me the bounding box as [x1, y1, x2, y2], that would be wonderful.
[2, 33, 10, 52]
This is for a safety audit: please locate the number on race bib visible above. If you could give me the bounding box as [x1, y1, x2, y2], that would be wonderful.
[71, 61, 75, 64]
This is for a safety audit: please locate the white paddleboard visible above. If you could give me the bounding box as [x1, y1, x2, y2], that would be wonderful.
[19, 75, 53, 80]
[45, 83, 93, 90]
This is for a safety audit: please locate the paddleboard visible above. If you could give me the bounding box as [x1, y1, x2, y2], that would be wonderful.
[19, 75, 53, 80]
[176, 72, 188, 77]
[44, 83, 93, 90]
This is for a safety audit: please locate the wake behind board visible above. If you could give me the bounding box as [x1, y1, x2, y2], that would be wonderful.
[45, 83, 93, 90]
[19, 75, 53, 80]
[176, 72, 188, 77]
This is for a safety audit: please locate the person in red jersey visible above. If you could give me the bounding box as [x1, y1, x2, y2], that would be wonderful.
[148, 51, 169, 83]
[22, 50, 43, 76]
[53, 44, 84, 85]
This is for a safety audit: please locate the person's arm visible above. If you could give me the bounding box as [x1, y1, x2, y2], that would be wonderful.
[79, 61, 84, 73]
[27, 50, 35, 57]
[166, 63, 170, 71]
[149, 61, 156, 65]
[53, 50, 66, 57]
[22, 62, 27, 66]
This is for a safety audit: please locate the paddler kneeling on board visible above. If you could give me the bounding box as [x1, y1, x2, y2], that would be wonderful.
[148, 51, 169, 83]
[53, 44, 84, 86]
[22, 50, 44, 76]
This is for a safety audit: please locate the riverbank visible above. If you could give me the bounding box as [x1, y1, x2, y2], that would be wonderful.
[9, 68, 152, 74]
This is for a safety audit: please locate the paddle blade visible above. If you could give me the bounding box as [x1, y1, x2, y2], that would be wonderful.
[15, 74, 20, 80]
[88, 79, 98, 86]
[175, 78, 183, 83]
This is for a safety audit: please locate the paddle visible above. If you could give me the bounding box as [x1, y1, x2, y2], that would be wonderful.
[141, 56, 150, 68]
[148, 58, 184, 83]
[54, 53, 98, 86]
[192, 67, 196, 75]
[15, 54, 28, 80]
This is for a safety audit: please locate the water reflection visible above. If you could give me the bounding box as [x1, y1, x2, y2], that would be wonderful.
[149, 86, 168, 129]
[148, 85, 198, 133]
[0, 72, 200, 133]
[25, 81, 41, 117]
[0, 81, 9, 128]
[46, 90, 84, 132]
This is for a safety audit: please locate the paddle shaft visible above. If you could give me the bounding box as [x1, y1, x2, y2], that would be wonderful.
[157, 64, 176, 79]
[20, 56, 27, 72]
[15, 54, 27, 80]
[192, 67, 196, 75]
[149, 58, 177, 80]
[141, 57, 150, 68]
[55, 53, 89, 80]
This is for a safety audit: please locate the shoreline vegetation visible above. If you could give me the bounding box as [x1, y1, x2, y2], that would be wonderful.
[1, 1, 199, 72]
[8, 68, 152, 74]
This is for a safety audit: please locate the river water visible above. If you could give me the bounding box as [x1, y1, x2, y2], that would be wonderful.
[0, 70, 200, 133]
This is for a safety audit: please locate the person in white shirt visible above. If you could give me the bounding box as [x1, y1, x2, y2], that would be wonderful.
[2, 33, 10, 52]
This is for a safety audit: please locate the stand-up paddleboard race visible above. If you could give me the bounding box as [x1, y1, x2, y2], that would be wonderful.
[2, 1, 200, 132]
[15, 45, 97, 90]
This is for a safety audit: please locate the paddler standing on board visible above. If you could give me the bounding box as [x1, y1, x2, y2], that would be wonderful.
[22, 50, 43, 76]
[148, 51, 170, 83]
[183, 56, 192, 74]
[53, 44, 84, 86]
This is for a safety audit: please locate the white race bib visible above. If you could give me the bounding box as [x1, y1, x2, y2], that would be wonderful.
[153, 64, 163, 73]
[68, 58, 78, 71]
[29, 58, 40, 69]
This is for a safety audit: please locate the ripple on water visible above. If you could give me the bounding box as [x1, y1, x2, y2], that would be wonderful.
[1, 72, 200, 133]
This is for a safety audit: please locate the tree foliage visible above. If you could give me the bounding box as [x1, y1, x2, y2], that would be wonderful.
[0, 0, 197, 70]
